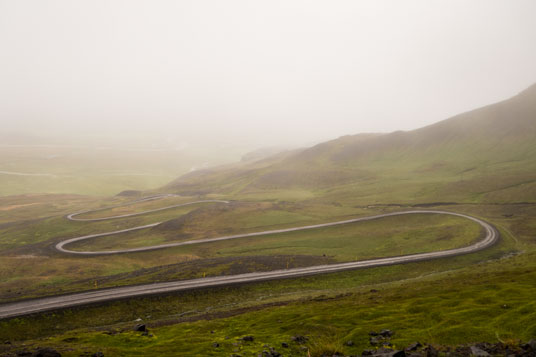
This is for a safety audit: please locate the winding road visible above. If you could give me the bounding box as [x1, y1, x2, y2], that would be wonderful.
[0, 196, 499, 319]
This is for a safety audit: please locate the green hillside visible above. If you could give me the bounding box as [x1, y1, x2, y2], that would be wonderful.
[165, 84, 536, 204]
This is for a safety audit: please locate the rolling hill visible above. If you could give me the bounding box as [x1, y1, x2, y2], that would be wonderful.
[165, 83, 536, 204]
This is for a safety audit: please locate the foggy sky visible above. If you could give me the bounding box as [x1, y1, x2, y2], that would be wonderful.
[1, 0, 536, 150]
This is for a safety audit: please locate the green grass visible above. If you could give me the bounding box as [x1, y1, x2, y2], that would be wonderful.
[0, 239, 532, 356]
[0, 194, 532, 356]
[68, 214, 481, 261]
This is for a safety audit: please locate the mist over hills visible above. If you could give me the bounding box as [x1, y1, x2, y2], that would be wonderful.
[165, 83, 536, 204]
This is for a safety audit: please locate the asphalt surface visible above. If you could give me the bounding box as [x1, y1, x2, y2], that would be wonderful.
[0, 198, 499, 319]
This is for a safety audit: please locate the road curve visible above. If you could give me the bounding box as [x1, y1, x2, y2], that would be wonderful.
[66, 195, 229, 222]
[1, 209, 498, 319]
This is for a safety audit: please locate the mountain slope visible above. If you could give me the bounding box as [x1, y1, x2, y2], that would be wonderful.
[165, 83, 536, 204]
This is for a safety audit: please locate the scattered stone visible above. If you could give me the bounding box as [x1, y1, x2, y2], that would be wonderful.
[380, 329, 394, 338]
[4, 340, 11, 345]
[522, 339, 536, 351]
[370, 336, 382, 346]
[406, 342, 422, 351]
[31, 347, 62, 357]
[281, 342, 289, 348]
[260, 347, 282, 357]
[134, 318, 142, 322]
[16, 351, 32, 357]
[470, 345, 490, 356]
[368, 347, 405, 356]
[133, 324, 146, 332]
[91, 353, 104, 357]
[345, 340, 354, 346]
[369, 331, 379, 336]
[291, 335, 308, 343]
[212, 342, 220, 348]
[242, 335, 254, 342]
[423, 344, 438, 357]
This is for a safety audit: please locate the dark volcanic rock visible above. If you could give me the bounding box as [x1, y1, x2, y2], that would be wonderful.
[291, 335, 308, 343]
[133, 324, 146, 332]
[379, 329, 394, 338]
[242, 335, 254, 342]
[423, 344, 438, 357]
[369, 347, 405, 356]
[522, 339, 536, 351]
[406, 342, 422, 351]
[469, 345, 490, 356]
[16, 352, 32, 357]
[370, 336, 382, 346]
[32, 348, 62, 357]
[281, 342, 289, 348]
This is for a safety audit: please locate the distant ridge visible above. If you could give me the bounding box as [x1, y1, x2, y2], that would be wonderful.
[165, 83, 536, 203]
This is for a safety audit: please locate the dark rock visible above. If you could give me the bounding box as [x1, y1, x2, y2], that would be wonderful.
[242, 335, 254, 342]
[370, 347, 405, 356]
[370, 289, 379, 293]
[32, 348, 62, 357]
[133, 324, 146, 332]
[281, 342, 289, 348]
[269, 348, 281, 357]
[291, 335, 308, 343]
[423, 345, 438, 357]
[212, 342, 220, 348]
[370, 336, 382, 346]
[362, 350, 375, 356]
[91, 353, 104, 357]
[379, 329, 394, 338]
[391, 351, 406, 357]
[16, 352, 32, 357]
[470, 346, 490, 356]
[522, 339, 536, 351]
[346, 340, 354, 346]
[369, 331, 379, 336]
[406, 342, 422, 351]
[4, 340, 12, 345]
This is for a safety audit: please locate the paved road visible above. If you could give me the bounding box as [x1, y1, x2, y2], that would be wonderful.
[0, 206, 498, 318]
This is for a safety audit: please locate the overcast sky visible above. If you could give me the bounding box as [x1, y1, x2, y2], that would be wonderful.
[1, 0, 535, 151]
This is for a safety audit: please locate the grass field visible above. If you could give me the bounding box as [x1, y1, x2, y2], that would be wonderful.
[1, 87, 535, 355]
[0, 201, 530, 355]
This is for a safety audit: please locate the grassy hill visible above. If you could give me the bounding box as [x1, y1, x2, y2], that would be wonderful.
[165, 83, 536, 204]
